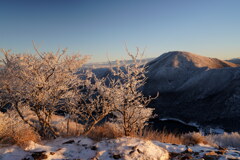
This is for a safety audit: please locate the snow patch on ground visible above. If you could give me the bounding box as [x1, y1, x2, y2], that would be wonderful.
[95, 137, 169, 160]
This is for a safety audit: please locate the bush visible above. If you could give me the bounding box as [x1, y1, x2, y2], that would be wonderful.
[0, 111, 40, 148]
[0, 46, 156, 139]
[0, 48, 89, 138]
[109, 48, 157, 136]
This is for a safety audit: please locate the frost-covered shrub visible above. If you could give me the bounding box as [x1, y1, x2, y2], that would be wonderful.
[0, 46, 156, 138]
[61, 70, 118, 136]
[109, 48, 157, 136]
[0, 48, 89, 138]
[206, 132, 240, 149]
[62, 48, 157, 136]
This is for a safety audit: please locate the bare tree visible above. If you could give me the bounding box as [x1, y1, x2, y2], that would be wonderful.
[110, 48, 157, 136]
[68, 48, 158, 136]
[62, 71, 118, 135]
[0, 48, 89, 138]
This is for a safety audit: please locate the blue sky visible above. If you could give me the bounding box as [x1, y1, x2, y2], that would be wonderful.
[0, 0, 240, 62]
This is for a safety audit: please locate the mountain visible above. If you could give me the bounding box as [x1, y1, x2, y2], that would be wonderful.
[144, 51, 240, 132]
[147, 51, 238, 69]
[227, 58, 240, 65]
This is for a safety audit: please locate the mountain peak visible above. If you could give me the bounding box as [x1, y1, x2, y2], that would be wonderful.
[147, 51, 238, 70]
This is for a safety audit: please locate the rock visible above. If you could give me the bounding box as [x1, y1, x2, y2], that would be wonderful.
[91, 146, 98, 150]
[205, 151, 218, 156]
[129, 150, 135, 155]
[216, 149, 227, 155]
[112, 154, 121, 159]
[31, 151, 48, 160]
[50, 152, 55, 155]
[56, 148, 62, 151]
[218, 146, 226, 150]
[131, 146, 137, 150]
[203, 151, 221, 160]
[62, 140, 75, 144]
[170, 152, 180, 158]
[180, 154, 193, 160]
[137, 148, 144, 154]
[202, 155, 219, 160]
[184, 147, 193, 153]
[193, 152, 199, 156]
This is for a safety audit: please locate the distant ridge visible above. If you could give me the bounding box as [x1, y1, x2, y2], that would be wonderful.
[147, 51, 239, 70]
[227, 58, 240, 65]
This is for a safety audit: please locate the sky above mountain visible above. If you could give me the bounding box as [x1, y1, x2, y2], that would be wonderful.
[0, 0, 240, 62]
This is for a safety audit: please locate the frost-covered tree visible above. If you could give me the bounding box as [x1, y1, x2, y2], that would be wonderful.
[60, 48, 157, 136]
[110, 48, 157, 136]
[62, 71, 118, 135]
[0, 46, 157, 138]
[0, 48, 89, 138]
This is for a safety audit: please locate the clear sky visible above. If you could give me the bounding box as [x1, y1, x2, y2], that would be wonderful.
[0, 0, 240, 62]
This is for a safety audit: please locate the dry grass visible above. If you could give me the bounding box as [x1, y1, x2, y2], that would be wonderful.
[0, 112, 40, 148]
[51, 115, 84, 137]
[140, 129, 184, 145]
[87, 122, 124, 141]
[182, 132, 208, 146]
[6, 108, 84, 138]
[3, 109, 239, 150]
[85, 122, 184, 145]
[206, 132, 240, 149]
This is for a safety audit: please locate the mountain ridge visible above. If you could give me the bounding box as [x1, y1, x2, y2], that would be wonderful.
[144, 51, 240, 132]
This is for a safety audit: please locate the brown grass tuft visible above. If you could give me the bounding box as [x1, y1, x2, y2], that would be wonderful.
[140, 129, 183, 144]
[182, 132, 208, 145]
[0, 112, 40, 148]
[87, 122, 124, 141]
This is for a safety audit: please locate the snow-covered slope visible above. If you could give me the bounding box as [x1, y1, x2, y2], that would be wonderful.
[0, 137, 239, 160]
[0, 137, 169, 160]
[144, 51, 240, 132]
